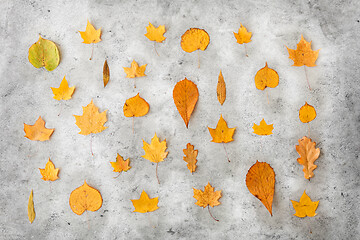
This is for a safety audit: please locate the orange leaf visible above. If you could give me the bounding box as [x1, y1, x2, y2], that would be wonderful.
[181, 28, 210, 53]
[123, 93, 149, 117]
[51, 76, 75, 100]
[252, 119, 274, 136]
[291, 191, 319, 217]
[69, 180, 102, 215]
[24, 116, 54, 141]
[208, 115, 236, 143]
[254, 63, 279, 90]
[295, 136, 320, 179]
[110, 154, 131, 173]
[183, 143, 198, 173]
[131, 190, 159, 213]
[233, 23, 252, 44]
[145, 23, 166, 43]
[193, 182, 221, 208]
[39, 158, 59, 181]
[79, 20, 101, 44]
[73, 100, 107, 135]
[123, 60, 147, 78]
[217, 70, 226, 105]
[299, 102, 316, 123]
[103, 60, 110, 87]
[286, 35, 319, 67]
[173, 78, 199, 128]
[246, 161, 275, 216]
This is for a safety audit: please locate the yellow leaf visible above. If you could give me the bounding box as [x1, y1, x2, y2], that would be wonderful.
[144, 22, 166, 43]
[181, 28, 210, 53]
[73, 100, 107, 135]
[233, 24, 252, 44]
[28, 190, 35, 224]
[193, 182, 221, 208]
[123, 93, 150, 117]
[103, 60, 110, 87]
[286, 35, 319, 67]
[51, 76, 75, 100]
[69, 180, 102, 215]
[79, 20, 102, 44]
[208, 115, 236, 143]
[299, 102, 316, 123]
[131, 190, 159, 213]
[28, 36, 60, 71]
[254, 62, 279, 90]
[217, 70, 226, 105]
[39, 158, 59, 181]
[183, 143, 198, 173]
[291, 191, 319, 217]
[24, 116, 54, 141]
[123, 60, 147, 78]
[110, 154, 131, 173]
[295, 136, 320, 179]
[173, 78, 199, 128]
[142, 133, 168, 163]
[252, 119, 274, 135]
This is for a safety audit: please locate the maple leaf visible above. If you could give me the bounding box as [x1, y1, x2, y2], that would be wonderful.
[79, 20, 102, 44]
[145, 23, 166, 43]
[24, 116, 54, 141]
[123, 60, 147, 78]
[39, 158, 59, 181]
[28, 36, 60, 71]
[51, 76, 75, 100]
[291, 191, 319, 217]
[131, 190, 159, 213]
[217, 70, 226, 105]
[246, 161, 275, 216]
[299, 102, 316, 123]
[173, 78, 199, 128]
[296, 136, 320, 179]
[123, 93, 150, 117]
[183, 143, 198, 173]
[28, 190, 35, 224]
[208, 115, 236, 143]
[193, 183, 222, 221]
[233, 23, 252, 44]
[103, 60, 110, 87]
[181, 28, 210, 53]
[69, 180, 102, 215]
[73, 100, 107, 135]
[110, 153, 131, 173]
[286, 35, 319, 67]
[254, 62, 279, 90]
[252, 119, 274, 136]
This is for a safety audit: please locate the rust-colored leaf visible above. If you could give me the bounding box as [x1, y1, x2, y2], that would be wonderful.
[295, 136, 320, 179]
[110, 154, 131, 173]
[183, 143, 198, 173]
[217, 70, 226, 105]
[103, 60, 110, 87]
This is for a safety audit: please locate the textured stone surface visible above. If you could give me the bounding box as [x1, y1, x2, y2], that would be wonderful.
[0, 0, 359, 239]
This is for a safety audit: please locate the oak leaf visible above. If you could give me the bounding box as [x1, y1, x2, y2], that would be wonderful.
[208, 115, 236, 143]
[28, 36, 60, 71]
[291, 191, 319, 217]
[28, 190, 35, 224]
[286, 35, 319, 67]
[123, 93, 150, 117]
[123, 60, 147, 78]
[51, 76, 75, 100]
[24, 116, 54, 141]
[254, 63, 279, 90]
[131, 190, 159, 213]
[193, 183, 221, 221]
[79, 20, 101, 44]
[233, 24, 252, 44]
[69, 180, 102, 215]
[252, 119, 274, 136]
[246, 161, 275, 216]
[296, 136, 320, 179]
[145, 23, 166, 43]
[103, 60, 110, 87]
[217, 70, 226, 105]
[74, 100, 107, 135]
[299, 102, 316, 123]
[183, 143, 198, 173]
[181, 28, 210, 53]
[173, 78, 199, 128]
[110, 154, 131, 173]
[39, 158, 59, 181]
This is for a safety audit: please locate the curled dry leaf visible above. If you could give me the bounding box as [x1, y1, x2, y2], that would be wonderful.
[28, 36, 60, 71]
[181, 28, 210, 53]
[295, 136, 320, 179]
[110, 153, 131, 173]
[208, 115, 236, 143]
[24, 116, 54, 141]
[291, 191, 319, 217]
[233, 24, 252, 44]
[123, 60, 147, 78]
[39, 158, 59, 181]
[103, 60, 110, 87]
[217, 70, 226, 105]
[51, 76, 75, 100]
[246, 161, 275, 216]
[286, 35, 319, 67]
[69, 180, 102, 215]
[183, 143, 198, 173]
[131, 190, 159, 213]
[299, 102, 316, 123]
[28, 190, 35, 224]
[145, 22, 166, 43]
[254, 63, 279, 90]
[73, 100, 107, 135]
[252, 119, 274, 136]
[123, 93, 150, 117]
[79, 20, 102, 44]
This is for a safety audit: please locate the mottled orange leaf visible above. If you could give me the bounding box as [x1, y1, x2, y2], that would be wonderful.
[145, 23, 166, 43]
[254, 63, 279, 90]
[73, 100, 107, 135]
[286, 35, 319, 67]
[123, 93, 149, 117]
[110, 153, 131, 173]
[193, 183, 221, 221]
[296, 136, 320, 179]
[233, 23, 252, 44]
[208, 115, 236, 143]
[217, 70, 226, 105]
[28, 190, 35, 224]
[69, 180, 102, 215]
[51, 76, 75, 100]
[183, 143, 198, 173]
[79, 20, 101, 44]
[123, 60, 147, 78]
[181, 28, 210, 53]
[103, 60, 110, 87]
[24, 116, 54, 141]
[39, 158, 59, 181]
[252, 119, 274, 136]
[131, 190, 159, 213]
[291, 191, 319, 217]
[299, 102, 316, 123]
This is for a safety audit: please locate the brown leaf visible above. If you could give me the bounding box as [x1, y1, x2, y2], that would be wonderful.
[183, 143, 198, 173]
[295, 136, 320, 179]
[103, 60, 109, 87]
[217, 70, 226, 105]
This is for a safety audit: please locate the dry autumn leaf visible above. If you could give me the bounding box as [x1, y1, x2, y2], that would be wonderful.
[286, 35, 319, 67]
[69, 180, 102, 215]
[217, 70, 226, 105]
[252, 119, 274, 136]
[181, 28, 210, 53]
[193, 182, 221, 221]
[233, 24, 252, 44]
[103, 60, 110, 87]
[254, 63, 279, 90]
[299, 102, 316, 123]
[291, 191, 319, 217]
[246, 161, 275, 216]
[296, 136, 320, 179]
[79, 20, 102, 44]
[145, 22, 166, 43]
[208, 115, 236, 143]
[39, 158, 59, 181]
[123, 60, 147, 78]
[123, 93, 150, 117]
[24, 116, 54, 141]
[28, 190, 35, 224]
[183, 143, 198, 173]
[51, 76, 75, 100]
[173, 78, 199, 128]
[74, 100, 107, 135]
[110, 153, 131, 173]
[28, 36, 60, 71]
[131, 190, 159, 213]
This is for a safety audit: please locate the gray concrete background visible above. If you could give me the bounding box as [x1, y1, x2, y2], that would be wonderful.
[0, 0, 359, 239]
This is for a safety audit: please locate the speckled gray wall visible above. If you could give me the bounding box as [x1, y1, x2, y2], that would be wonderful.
[0, 0, 359, 239]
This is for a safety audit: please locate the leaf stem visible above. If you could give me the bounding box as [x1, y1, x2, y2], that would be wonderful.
[222, 143, 230, 162]
[304, 66, 311, 90]
[154, 42, 159, 56]
[90, 134, 94, 158]
[113, 172, 122, 179]
[58, 101, 63, 116]
[244, 44, 249, 57]
[132, 117, 134, 134]
[307, 123, 310, 138]
[156, 162, 160, 184]
[208, 206, 219, 222]
[89, 43, 94, 60]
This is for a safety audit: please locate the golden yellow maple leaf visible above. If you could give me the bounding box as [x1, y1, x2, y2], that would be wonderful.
[145, 22, 166, 43]
[103, 60, 110, 87]
[123, 93, 150, 117]
[181, 28, 210, 53]
[217, 70, 226, 105]
[291, 191, 319, 217]
[254, 62, 279, 90]
[28, 36, 60, 71]
[28, 190, 35, 224]
[79, 20, 102, 44]
[233, 24, 252, 44]
[208, 115, 236, 143]
[296, 136, 320, 179]
[69, 180, 102, 215]
[123, 60, 147, 78]
[252, 119, 274, 135]
[73, 100, 107, 135]
[110, 154, 131, 173]
[24, 116, 54, 141]
[51, 76, 75, 100]
[299, 102, 316, 123]
[39, 158, 59, 181]
[193, 183, 221, 221]
[286, 35, 319, 67]
[183, 143, 198, 173]
[131, 190, 159, 213]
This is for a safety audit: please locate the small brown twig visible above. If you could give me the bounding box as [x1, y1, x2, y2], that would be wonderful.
[208, 206, 219, 222]
[222, 143, 230, 162]
[244, 44, 249, 57]
[89, 43, 94, 60]
[113, 173, 121, 179]
[90, 134, 94, 158]
[154, 42, 159, 56]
